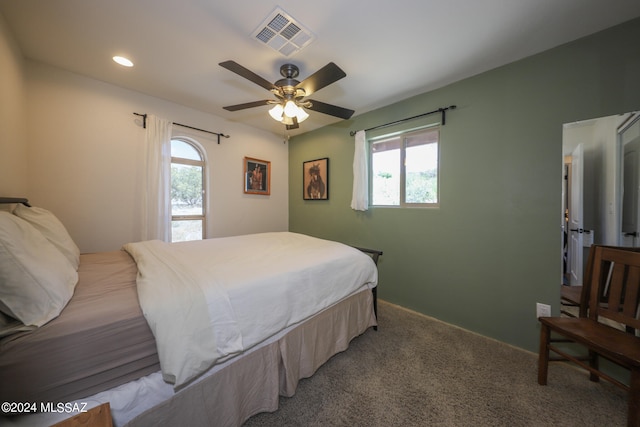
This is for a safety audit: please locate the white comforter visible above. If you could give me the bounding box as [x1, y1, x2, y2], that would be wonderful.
[123, 232, 377, 388]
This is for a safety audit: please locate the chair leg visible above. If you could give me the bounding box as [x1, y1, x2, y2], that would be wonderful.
[538, 324, 550, 385]
[630, 368, 640, 427]
[588, 349, 600, 382]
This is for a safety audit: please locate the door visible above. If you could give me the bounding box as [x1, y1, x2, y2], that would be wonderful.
[568, 144, 584, 285]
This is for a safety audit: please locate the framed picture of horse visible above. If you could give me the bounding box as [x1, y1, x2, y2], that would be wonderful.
[303, 157, 329, 200]
[244, 157, 270, 195]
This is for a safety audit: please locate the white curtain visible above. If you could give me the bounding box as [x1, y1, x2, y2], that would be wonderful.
[142, 114, 173, 241]
[350, 130, 369, 211]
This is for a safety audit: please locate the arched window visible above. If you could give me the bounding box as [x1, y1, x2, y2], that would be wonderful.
[170, 138, 206, 242]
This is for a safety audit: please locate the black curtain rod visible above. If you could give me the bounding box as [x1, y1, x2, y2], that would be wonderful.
[349, 105, 456, 137]
[133, 112, 230, 144]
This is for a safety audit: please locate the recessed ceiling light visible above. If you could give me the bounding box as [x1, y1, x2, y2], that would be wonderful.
[113, 56, 134, 67]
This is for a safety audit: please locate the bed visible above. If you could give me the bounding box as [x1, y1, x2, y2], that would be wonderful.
[0, 198, 380, 426]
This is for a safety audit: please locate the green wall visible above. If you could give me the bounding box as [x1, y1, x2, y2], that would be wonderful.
[289, 18, 640, 352]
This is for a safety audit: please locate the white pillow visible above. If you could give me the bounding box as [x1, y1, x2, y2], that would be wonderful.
[0, 212, 78, 326]
[13, 203, 80, 270]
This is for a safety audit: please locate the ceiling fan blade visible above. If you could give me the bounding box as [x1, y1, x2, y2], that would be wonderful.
[296, 63, 346, 96]
[222, 100, 272, 111]
[306, 99, 354, 120]
[219, 60, 277, 92]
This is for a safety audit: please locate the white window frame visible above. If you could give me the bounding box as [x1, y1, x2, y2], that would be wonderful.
[369, 126, 440, 208]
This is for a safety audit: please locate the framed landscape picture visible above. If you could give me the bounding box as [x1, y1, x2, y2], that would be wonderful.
[303, 157, 329, 200]
[244, 157, 270, 195]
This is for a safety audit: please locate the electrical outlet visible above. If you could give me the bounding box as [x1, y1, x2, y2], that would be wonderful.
[536, 303, 551, 318]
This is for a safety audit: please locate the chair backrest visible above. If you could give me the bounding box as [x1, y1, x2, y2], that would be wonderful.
[579, 245, 640, 318]
[588, 245, 640, 334]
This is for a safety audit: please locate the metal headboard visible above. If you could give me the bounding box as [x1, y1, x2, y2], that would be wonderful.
[0, 197, 31, 207]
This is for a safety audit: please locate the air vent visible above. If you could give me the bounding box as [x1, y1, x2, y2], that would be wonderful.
[252, 7, 315, 57]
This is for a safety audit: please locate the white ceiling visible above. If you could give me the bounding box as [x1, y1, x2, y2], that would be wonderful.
[2, 1, 640, 136]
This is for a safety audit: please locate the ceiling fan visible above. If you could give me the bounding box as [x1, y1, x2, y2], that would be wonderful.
[219, 60, 354, 129]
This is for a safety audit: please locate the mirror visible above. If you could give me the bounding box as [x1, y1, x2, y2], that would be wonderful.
[562, 111, 640, 290]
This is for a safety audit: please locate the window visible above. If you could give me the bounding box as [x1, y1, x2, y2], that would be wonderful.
[170, 138, 206, 241]
[370, 126, 439, 207]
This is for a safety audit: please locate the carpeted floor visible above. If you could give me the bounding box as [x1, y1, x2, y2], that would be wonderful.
[243, 300, 627, 426]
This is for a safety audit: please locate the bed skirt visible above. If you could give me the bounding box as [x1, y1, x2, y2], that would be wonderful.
[124, 287, 376, 427]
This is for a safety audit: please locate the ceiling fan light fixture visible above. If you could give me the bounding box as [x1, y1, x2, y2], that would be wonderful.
[281, 114, 295, 126]
[269, 104, 284, 121]
[283, 100, 299, 118]
[220, 60, 352, 126]
[269, 101, 307, 125]
[295, 107, 309, 123]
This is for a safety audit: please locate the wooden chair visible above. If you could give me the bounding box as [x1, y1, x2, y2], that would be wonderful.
[560, 245, 640, 318]
[538, 245, 640, 427]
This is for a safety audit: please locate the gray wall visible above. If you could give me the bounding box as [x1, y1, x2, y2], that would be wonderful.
[288, 18, 640, 352]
